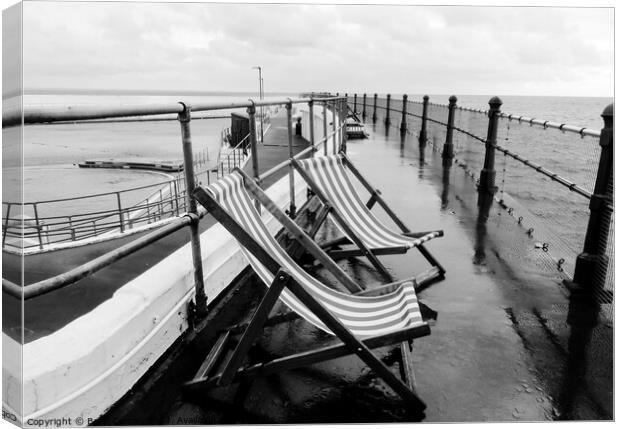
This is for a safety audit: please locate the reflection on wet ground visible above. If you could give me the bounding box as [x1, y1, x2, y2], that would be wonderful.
[103, 119, 612, 424]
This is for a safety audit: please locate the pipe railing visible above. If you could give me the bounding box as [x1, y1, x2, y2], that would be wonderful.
[2, 97, 342, 127]
[2, 96, 347, 317]
[346, 92, 612, 312]
[1, 162, 217, 250]
[217, 133, 251, 179]
[359, 94, 602, 199]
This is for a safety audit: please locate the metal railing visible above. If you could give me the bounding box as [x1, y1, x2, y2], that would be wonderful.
[1, 154, 214, 252]
[347, 92, 613, 322]
[217, 133, 251, 179]
[2, 95, 348, 321]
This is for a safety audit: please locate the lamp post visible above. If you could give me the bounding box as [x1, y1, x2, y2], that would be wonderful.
[252, 66, 264, 142]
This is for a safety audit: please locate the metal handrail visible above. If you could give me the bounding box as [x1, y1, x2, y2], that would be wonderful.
[1, 161, 216, 248]
[367, 95, 601, 197]
[2, 96, 342, 127]
[2, 95, 347, 301]
[10, 215, 195, 299]
[357, 95, 602, 138]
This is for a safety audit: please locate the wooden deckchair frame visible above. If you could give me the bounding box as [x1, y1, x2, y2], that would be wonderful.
[291, 152, 446, 287]
[186, 181, 430, 415]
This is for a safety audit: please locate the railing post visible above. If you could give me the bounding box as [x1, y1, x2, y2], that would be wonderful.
[569, 103, 614, 296]
[362, 93, 367, 118]
[178, 102, 208, 319]
[322, 101, 328, 156]
[247, 101, 259, 181]
[286, 101, 297, 218]
[341, 97, 347, 150]
[418, 95, 429, 146]
[385, 94, 391, 125]
[332, 100, 337, 155]
[400, 94, 408, 133]
[116, 192, 124, 233]
[372, 93, 378, 122]
[169, 182, 175, 213]
[2, 204, 11, 247]
[478, 97, 503, 200]
[32, 203, 43, 250]
[442, 95, 458, 167]
[308, 98, 315, 156]
[353, 93, 358, 113]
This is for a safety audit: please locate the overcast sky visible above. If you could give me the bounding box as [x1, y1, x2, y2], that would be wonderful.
[14, 1, 615, 96]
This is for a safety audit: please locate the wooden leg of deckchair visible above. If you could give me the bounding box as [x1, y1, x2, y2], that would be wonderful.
[400, 340, 417, 392]
[186, 324, 430, 390]
[218, 269, 291, 386]
[286, 204, 332, 260]
[285, 276, 426, 411]
[224, 311, 302, 336]
[416, 243, 446, 276]
[366, 192, 379, 210]
[290, 160, 395, 283]
[307, 204, 331, 239]
[320, 236, 352, 249]
[328, 246, 408, 259]
[341, 154, 411, 233]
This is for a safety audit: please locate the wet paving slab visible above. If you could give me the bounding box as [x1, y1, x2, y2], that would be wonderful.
[101, 119, 612, 424]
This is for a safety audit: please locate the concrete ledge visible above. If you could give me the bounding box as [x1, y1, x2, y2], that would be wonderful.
[3, 173, 307, 425]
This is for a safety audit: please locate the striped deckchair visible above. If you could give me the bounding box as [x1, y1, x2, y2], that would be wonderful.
[185, 170, 432, 417]
[293, 153, 445, 285]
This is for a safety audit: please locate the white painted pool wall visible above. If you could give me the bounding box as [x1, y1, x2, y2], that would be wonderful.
[2, 105, 340, 426]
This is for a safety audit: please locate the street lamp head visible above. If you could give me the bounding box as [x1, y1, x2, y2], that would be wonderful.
[252, 66, 261, 70]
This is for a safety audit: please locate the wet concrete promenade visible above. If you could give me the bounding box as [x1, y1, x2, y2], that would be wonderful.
[102, 118, 612, 424]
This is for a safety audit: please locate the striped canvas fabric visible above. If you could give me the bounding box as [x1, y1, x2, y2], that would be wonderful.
[206, 172, 425, 338]
[297, 155, 440, 249]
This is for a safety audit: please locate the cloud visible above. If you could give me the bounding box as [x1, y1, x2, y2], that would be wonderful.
[20, 2, 613, 96]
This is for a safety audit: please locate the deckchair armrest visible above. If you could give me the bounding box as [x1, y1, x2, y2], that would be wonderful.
[403, 230, 444, 239]
[354, 277, 416, 297]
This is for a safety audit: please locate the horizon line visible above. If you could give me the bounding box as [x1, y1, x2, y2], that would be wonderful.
[3, 87, 613, 100]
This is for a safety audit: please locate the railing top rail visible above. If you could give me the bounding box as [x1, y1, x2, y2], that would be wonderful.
[1, 163, 213, 206]
[404, 97, 601, 138]
[3, 170, 180, 205]
[3, 96, 345, 127]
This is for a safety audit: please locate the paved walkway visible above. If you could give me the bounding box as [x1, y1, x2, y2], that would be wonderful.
[117, 118, 611, 424]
